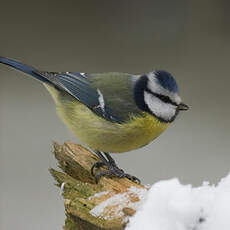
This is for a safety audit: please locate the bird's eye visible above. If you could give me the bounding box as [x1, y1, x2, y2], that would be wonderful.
[156, 94, 171, 103]
[156, 94, 178, 106]
[146, 88, 177, 106]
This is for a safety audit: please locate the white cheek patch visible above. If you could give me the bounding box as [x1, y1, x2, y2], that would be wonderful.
[144, 91, 177, 121]
[147, 72, 182, 105]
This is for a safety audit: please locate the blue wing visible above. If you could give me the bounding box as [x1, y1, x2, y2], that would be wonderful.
[35, 71, 124, 123]
[0, 57, 141, 123]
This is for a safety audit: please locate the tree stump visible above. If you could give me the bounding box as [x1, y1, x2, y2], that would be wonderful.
[50, 142, 147, 230]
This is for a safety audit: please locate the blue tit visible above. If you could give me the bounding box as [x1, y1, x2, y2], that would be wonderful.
[0, 57, 189, 183]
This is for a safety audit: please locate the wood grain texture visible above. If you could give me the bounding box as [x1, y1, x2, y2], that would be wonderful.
[50, 142, 145, 230]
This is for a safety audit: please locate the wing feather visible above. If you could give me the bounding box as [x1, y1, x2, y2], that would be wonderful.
[34, 71, 123, 123]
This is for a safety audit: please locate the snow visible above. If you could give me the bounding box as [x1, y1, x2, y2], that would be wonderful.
[126, 174, 230, 230]
[88, 191, 109, 200]
[90, 186, 147, 220]
[60, 182, 65, 191]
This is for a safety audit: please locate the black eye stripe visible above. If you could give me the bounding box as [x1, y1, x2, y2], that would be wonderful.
[145, 89, 178, 106]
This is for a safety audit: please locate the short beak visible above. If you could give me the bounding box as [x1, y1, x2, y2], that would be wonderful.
[178, 102, 189, 111]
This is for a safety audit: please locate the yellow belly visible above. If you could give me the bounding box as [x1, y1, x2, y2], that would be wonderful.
[45, 84, 170, 153]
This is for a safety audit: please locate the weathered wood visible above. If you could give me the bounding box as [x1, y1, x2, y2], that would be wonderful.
[50, 142, 146, 230]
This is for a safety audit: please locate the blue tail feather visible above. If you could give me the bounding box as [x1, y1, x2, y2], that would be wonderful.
[0, 56, 48, 83]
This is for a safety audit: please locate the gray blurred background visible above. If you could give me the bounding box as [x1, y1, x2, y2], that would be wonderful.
[0, 0, 230, 229]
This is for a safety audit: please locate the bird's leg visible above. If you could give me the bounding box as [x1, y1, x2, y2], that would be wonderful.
[103, 152, 117, 166]
[91, 151, 141, 184]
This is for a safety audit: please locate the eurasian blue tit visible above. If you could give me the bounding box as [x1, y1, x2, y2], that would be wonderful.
[0, 57, 188, 183]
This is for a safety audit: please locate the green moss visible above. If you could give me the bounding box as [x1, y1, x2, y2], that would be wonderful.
[65, 213, 80, 230]
[50, 143, 124, 230]
[50, 168, 119, 229]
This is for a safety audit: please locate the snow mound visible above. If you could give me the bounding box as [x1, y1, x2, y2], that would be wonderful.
[126, 174, 230, 230]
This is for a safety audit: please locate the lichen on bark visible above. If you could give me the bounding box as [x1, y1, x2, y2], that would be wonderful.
[50, 142, 145, 230]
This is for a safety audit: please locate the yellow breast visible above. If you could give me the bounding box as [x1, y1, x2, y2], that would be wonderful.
[58, 101, 170, 153]
[45, 84, 170, 153]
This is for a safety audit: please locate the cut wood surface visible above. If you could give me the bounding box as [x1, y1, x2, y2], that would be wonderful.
[50, 142, 147, 230]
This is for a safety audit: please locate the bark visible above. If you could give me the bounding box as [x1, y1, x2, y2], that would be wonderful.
[50, 142, 145, 230]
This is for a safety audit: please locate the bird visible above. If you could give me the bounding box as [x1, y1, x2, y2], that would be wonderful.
[0, 56, 189, 183]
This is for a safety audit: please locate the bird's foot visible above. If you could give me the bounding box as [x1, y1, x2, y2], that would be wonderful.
[91, 151, 141, 184]
[91, 161, 141, 184]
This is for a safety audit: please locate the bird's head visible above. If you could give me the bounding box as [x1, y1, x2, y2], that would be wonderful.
[134, 70, 189, 123]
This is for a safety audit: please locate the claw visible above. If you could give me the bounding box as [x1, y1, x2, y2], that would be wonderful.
[91, 161, 106, 176]
[124, 174, 141, 184]
[92, 151, 141, 184]
[95, 171, 112, 184]
[94, 165, 141, 184]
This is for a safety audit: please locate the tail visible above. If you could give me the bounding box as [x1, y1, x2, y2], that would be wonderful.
[0, 56, 49, 83]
